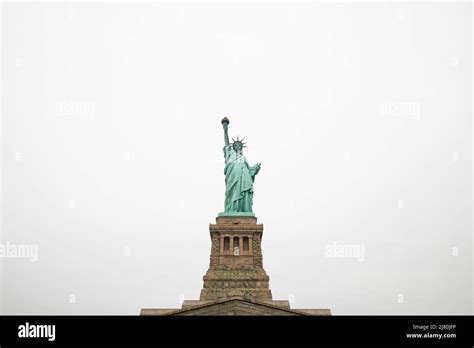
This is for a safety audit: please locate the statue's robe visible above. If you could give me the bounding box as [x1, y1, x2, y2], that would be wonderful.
[223, 144, 259, 212]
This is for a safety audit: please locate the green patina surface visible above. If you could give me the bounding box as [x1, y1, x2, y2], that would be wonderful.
[219, 117, 261, 216]
[217, 211, 255, 217]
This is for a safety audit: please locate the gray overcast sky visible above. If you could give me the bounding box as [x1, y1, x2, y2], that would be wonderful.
[1, 1, 472, 314]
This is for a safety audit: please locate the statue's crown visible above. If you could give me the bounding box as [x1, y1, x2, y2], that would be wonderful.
[231, 135, 247, 150]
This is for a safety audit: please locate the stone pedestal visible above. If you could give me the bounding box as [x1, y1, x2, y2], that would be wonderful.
[140, 215, 332, 316]
[199, 215, 273, 301]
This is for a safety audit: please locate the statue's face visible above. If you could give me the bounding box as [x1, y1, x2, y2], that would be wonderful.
[232, 142, 243, 151]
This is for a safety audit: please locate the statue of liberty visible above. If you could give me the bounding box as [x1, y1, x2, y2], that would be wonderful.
[219, 117, 261, 216]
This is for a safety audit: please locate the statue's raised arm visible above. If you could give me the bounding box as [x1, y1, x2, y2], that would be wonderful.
[221, 117, 230, 146]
